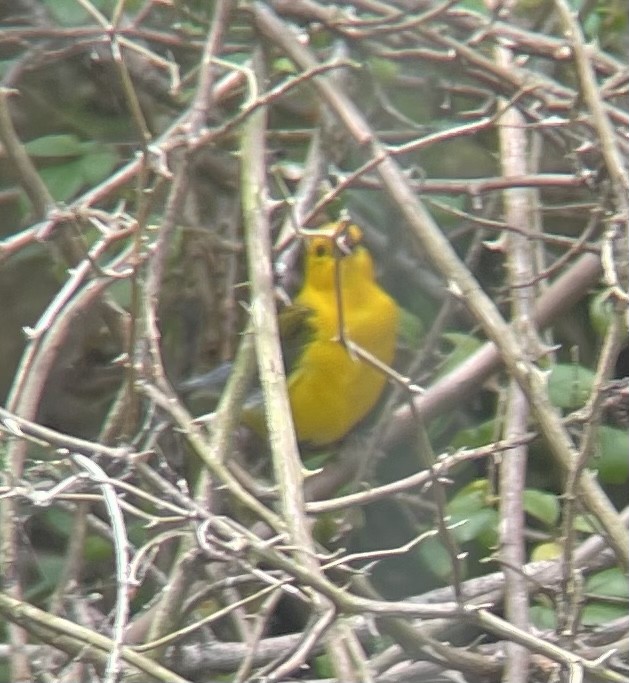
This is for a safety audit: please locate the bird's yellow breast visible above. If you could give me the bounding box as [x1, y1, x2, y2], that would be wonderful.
[286, 227, 399, 445]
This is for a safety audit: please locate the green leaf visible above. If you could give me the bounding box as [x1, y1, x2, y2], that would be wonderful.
[42, 508, 73, 538]
[589, 290, 614, 337]
[107, 279, 133, 310]
[398, 307, 423, 348]
[24, 552, 66, 600]
[589, 289, 628, 339]
[79, 149, 119, 184]
[457, 0, 490, 11]
[43, 0, 115, 25]
[26, 134, 84, 157]
[84, 535, 113, 562]
[0, 60, 17, 79]
[447, 479, 492, 515]
[530, 542, 562, 562]
[367, 56, 399, 83]
[274, 57, 297, 74]
[450, 507, 498, 546]
[581, 602, 628, 626]
[586, 568, 629, 598]
[573, 514, 597, 533]
[523, 489, 560, 527]
[172, 21, 206, 38]
[548, 364, 594, 409]
[416, 535, 458, 581]
[36, 143, 119, 202]
[580, 569, 629, 626]
[591, 425, 629, 484]
[530, 602, 556, 630]
[42, 0, 90, 25]
[40, 161, 84, 202]
[450, 420, 496, 450]
[312, 654, 334, 678]
[438, 332, 484, 378]
[221, 52, 250, 67]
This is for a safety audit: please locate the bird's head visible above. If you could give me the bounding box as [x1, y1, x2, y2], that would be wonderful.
[303, 222, 375, 293]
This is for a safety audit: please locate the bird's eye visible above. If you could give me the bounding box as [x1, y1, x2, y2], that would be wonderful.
[313, 242, 328, 258]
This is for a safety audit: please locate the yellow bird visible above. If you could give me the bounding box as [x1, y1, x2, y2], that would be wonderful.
[183, 222, 400, 446]
[284, 223, 399, 445]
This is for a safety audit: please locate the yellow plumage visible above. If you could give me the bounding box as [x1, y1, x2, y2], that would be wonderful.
[182, 222, 399, 447]
[286, 223, 399, 445]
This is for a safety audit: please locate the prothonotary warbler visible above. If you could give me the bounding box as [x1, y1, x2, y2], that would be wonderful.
[183, 222, 400, 446]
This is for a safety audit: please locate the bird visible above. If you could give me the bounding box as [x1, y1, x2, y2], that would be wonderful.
[281, 222, 399, 445]
[183, 221, 400, 447]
